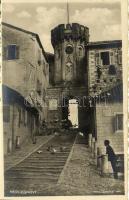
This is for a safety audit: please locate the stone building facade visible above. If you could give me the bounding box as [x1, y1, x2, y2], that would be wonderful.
[2, 21, 124, 162]
[47, 23, 123, 141]
[47, 23, 90, 132]
[3, 85, 38, 155]
[95, 84, 123, 154]
[2, 22, 49, 154]
[87, 40, 122, 96]
[86, 40, 123, 156]
[94, 84, 124, 174]
[46, 22, 124, 173]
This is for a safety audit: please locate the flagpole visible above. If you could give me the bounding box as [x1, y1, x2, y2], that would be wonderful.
[67, 2, 70, 24]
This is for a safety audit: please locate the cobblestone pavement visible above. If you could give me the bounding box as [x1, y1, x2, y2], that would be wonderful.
[39, 144, 124, 196]
[4, 135, 54, 171]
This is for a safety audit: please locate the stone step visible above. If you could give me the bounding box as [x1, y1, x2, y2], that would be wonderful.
[23, 161, 66, 165]
[29, 155, 68, 158]
[22, 159, 66, 163]
[4, 133, 76, 192]
[16, 160, 65, 167]
[7, 167, 62, 173]
[15, 165, 64, 169]
[6, 171, 60, 177]
[9, 165, 64, 170]
[39, 147, 71, 153]
[5, 176, 58, 181]
[26, 158, 67, 162]
[14, 166, 64, 170]
[32, 152, 70, 156]
[22, 160, 66, 164]
[40, 145, 72, 148]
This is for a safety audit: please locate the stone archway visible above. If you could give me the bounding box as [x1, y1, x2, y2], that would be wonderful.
[61, 92, 90, 133]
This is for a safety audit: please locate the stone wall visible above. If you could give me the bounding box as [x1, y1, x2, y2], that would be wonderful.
[2, 24, 49, 121]
[3, 103, 37, 155]
[96, 102, 124, 154]
[46, 86, 89, 130]
[87, 43, 122, 96]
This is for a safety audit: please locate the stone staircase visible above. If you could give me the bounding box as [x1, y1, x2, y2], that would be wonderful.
[75, 132, 88, 144]
[5, 133, 76, 196]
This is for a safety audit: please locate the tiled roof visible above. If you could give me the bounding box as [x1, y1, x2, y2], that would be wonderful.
[87, 40, 122, 49]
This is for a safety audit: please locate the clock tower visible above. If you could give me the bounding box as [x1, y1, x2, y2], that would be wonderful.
[51, 23, 89, 86]
[47, 23, 90, 132]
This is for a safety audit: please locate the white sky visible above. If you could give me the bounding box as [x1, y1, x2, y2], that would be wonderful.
[2, 0, 121, 53]
[68, 99, 78, 127]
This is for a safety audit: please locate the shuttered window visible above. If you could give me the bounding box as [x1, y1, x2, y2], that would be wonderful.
[3, 45, 19, 60]
[118, 50, 122, 64]
[115, 113, 123, 132]
[95, 52, 100, 65]
[110, 51, 114, 65]
[96, 51, 115, 66]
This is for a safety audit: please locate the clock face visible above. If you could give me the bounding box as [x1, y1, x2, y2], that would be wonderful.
[65, 45, 73, 54]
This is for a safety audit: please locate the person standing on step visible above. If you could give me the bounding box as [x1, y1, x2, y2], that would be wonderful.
[104, 140, 118, 179]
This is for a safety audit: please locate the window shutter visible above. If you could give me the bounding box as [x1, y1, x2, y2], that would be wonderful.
[15, 46, 19, 59]
[110, 51, 114, 65]
[114, 114, 123, 132]
[118, 50, 122, 65]
[117, 114, 123, 130]
[95, 52, 100, 65]
[3, 47, 7, 60]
